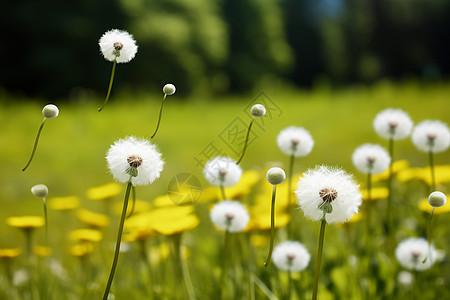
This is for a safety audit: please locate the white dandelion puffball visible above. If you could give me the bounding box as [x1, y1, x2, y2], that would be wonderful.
[428, 191, 447, 208]
[203, 156, 242, 187]
[210, 200, 249, 233]
[250, 104, 266, 117]
[42, 104, 59, 119]
[31, 184, 48, 198]
[266, 167, 286, 185]
[352, 144, 391, 175]
[373, 108, 413, 140]
[411, 120, 450, 153]
[163, 84, 176, 96]
[272, 241, 310, 272]
[106, 136, 164, 186]
[395, 237, 436, 271]
[277, 126, 314, 157]
[99, 29, 138, 63]
[295, 165, 362, 224]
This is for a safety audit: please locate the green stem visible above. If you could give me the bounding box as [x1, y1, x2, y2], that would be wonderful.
[43, 198, 48, 242]
[127, 186, 136, 218]
[22, 118, 47, 171]
[386, 137, 394, 242]
[428, 151, 436, 191]
[264, 185, 277, 267]
[287, 270, 292, 300]
[98, 60, 117, 112]
[220, 230, 230, 291]
[151, 94, 167, 139]
[287, 154, 295, 239]
[312, 219, 327, 300]
[236, 117, 254, 165]
[220, 185, 227, 201]
[102, 181, 132, 300]
[422, 207, 435, 263]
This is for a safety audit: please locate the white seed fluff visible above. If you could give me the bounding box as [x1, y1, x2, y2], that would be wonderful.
[42, 104, 59, 119]
[373, 108, 413, 140]
[352, 144, 391, 175]
[411, 120, 450, 153]
[395, 237, 436, 271]
[106, 136, 164, 186]
[277, 126, 314, 157]
[295, 165, 362, 224]
[266, 167, 286, 185]
[31, 184, 48, 198]
[163, 84, 176, 96]
[250, 104, 266, 117]
[203, 156, 242, 187]
[99, 29, 138, 63]
[428, 191, 447, 208]
[272, 241, 311, 272]
[210, 200, 249, 233]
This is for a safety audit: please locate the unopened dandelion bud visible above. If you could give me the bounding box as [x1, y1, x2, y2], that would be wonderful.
[428, 191, 447, 208]
[31, 184, 48, 198]
[250, 104, 266, 117]
[163, 84, 176, 96]
[266, 167, 286, 185]
[42, 104, 59, 119]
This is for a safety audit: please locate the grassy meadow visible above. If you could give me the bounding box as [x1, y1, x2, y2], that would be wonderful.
[0, 80, 449, 299]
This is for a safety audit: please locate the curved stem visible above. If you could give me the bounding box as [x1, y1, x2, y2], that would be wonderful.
[264, 185, 277, 267]
[428, 151, 436, 191]
[102, 181, 132, 300]
[98, 60, 117, 112]
[22, 118, 47, 171]
[236, 117, 254, 165]
[151, 94, 167, 139]
[312, 219, 327, 300]
[422, 207, 435, 263]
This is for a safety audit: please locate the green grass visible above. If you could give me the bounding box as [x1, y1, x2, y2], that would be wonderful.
[0, 80, 449, 299]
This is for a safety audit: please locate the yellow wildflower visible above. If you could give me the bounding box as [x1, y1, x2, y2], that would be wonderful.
[360, 187, 389, 201]
[372, 160, 410, 182]
[0, 248, 21, 258]
[77, 208, 109, 228]
[418, 195, 450, 214]
[34, 245, 51, 257]
[397, 165, 450, 186]
[250, 234, 269, 248]
[113, 199, 151, 215]
[69, 243, 95, 257]
[69, 228, 103, 243]
[6, 216, 45, 230]
[152, 214, 200, 236]
[86, 182, 121, 201]
[48, 196, 80, 211]
[245, 213, 291, 231]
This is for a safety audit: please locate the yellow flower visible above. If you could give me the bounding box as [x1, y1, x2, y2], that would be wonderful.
[418, 195, 450, 214]
[360, 187, 389, 201]
[250, 234, 268, 248]
[113, 199, 151, 215]
[0, 248, 21, 258]
[149, 243, 171, 264]
[245, 213, 291, 231]
[152, 214, 200, 236]
[34, 245, 51, 257]
[372, 160, 410, 182]
[48, 196, 80, 211]
[69, 243, 95, 257]
[86, 182, 121, 201]
[6, 216, 45, 230]
[69, 228, 103, 243]
[77, 208, 110, 228]
[397, 165, 450, 186]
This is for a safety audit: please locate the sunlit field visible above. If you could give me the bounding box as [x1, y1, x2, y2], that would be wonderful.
[1, 80, 449, 299]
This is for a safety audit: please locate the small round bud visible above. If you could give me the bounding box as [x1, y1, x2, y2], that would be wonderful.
[266, 167, 286, 185]
[31, 184, 48, 198]
[42, 104, 59, 119]
[163, 84, 176, 96]
[251, 104, 266, 117]
[428, 191, 447, 208]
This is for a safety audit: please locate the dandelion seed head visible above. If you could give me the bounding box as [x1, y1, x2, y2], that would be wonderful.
[395, 237, 436, 271]
[250, 104, 266, 117]
[272, 241, 310, 272]
[373, 108, 413, 140]
[210, 200, 249, 232]
[295, 165, 362, 224]
[428, 191, 447, 208]
[266, 167, 286, 185]
[412, 120, 450, 153]
[99, 29, 138, 63]
[106, 136, 164, 186]
[42, 104, 59, 119]
[163, 84, 176, 96]
[31, 184, 48, 199]
[277, 126, 314, 157]
[352, 144, 391, 175]
[203, 156, 242, 187]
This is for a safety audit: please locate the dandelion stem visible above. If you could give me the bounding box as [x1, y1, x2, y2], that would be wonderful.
[220, 185, 227, 201]
[386, 137, 394, 245]
[102, 180, 132, 300]
[98, 60, 117, 112]
[287, 270, 292, 300]
[173, 234, 196, 300]
[264, 185, 277, 267]
[127, 186, 136, 218]
[287, 154, 295, 238]
[428, 150, 436, 191]
[22, 118, 47, 172]
[151, 94, 167, 139]
[220, 230, 230, 289]
[236, 117, 254, 165]
[43, 198, 48, 242]
[422, 207, 435, 263]
[312, 218, 327, 300]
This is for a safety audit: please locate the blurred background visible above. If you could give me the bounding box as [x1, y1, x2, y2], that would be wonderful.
[2, 0, 450, 99]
